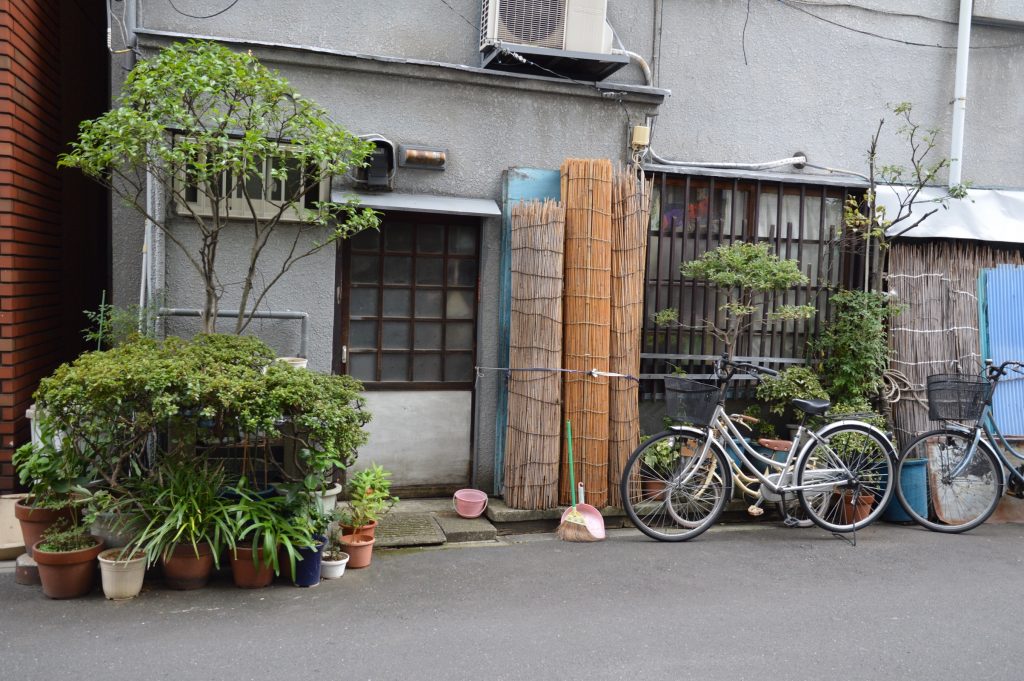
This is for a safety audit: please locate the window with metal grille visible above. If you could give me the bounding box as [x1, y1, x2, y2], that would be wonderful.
[338, 212, 479, 388]
[175, 139, 329, 223]
[640, 173, 865, 396]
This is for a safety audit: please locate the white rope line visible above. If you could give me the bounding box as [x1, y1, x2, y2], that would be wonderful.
[890, 353, 981, 366]
[475, 366, 640, 382]
[890, 326, 979, 333]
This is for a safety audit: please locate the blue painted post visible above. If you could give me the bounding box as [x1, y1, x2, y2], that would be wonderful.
[494, 168, 561, 496]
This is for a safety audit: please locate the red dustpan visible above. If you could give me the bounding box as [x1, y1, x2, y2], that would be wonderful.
[560, 482, 605, 540]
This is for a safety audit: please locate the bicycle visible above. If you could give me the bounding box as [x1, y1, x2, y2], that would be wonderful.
[894, 359, 1024, 533]
[619, 355, 898, 542]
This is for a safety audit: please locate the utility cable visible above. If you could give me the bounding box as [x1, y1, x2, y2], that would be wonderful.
[168, 0, 240, 20]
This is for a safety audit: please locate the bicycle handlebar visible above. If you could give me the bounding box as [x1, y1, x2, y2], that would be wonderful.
[985, 359, 1024, 380]
[713, 354, 779, 380]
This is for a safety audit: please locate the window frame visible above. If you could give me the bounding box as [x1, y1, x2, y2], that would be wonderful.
[335, 211, 480, 390]
[173, 137, 331, 223]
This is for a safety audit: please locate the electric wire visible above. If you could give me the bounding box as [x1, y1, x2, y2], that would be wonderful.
[777, 0, 1024, 50]
[167, 0, 241, 20]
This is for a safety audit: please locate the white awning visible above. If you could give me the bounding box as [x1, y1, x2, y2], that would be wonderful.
[881, 185, 1024, 244]
[333, 190, 501, 217]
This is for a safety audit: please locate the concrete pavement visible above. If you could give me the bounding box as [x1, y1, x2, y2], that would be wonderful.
[4, 521, 1024, 680]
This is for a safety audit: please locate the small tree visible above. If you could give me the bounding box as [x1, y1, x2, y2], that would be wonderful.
[843, 102, 968, 293]
[655, 241, 814, 361]
[59, 40, 379, 334]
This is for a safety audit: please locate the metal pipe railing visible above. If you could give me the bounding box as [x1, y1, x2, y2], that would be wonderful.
[157, 308, 310, 357]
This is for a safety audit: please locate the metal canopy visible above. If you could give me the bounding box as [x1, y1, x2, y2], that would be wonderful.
[333, 190, 502, 217]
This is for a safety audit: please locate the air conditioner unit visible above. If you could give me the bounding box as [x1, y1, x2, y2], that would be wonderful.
[479, 0, 627, 80]
[481, 0, 612, 54]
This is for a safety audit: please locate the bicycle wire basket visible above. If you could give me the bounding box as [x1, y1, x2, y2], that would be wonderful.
[663, 376, 719, 427]
[926, 373, 992, 423]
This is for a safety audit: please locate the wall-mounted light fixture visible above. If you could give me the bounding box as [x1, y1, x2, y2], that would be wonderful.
[398, 144, 447, 171]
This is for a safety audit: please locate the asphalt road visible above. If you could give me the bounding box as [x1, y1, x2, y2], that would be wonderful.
[3, 522, 1023, 681]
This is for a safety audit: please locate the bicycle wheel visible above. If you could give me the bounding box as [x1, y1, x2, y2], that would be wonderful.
[620, 428, 732, 541]
[795, 422, 896, 533]
[896, 429, 1002, 533]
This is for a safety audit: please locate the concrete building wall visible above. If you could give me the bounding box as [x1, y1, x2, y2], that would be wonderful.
[108, 0, 1024, 494]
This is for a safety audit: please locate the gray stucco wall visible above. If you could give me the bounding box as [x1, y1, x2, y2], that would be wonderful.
[108, 0, 1023, 494]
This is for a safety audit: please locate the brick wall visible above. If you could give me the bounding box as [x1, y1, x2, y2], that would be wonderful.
[0, 0, 108, 491]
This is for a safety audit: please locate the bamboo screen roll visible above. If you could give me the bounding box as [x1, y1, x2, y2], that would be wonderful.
[607, 169, 651, 506]
[504, 199, 566, 510]
[560, 158, 613, 507]
[888, 240, 1024, 449]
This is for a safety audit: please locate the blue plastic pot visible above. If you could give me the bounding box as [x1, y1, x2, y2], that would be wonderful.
[884, 458, 928, 522]
[293, 535, 326, 587]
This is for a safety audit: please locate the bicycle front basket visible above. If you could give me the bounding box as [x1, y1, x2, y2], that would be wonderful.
[926, 373, 991, 423]
[663, 376, 718, 427]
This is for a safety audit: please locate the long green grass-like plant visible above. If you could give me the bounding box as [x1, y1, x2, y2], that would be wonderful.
[122, 458, 235, 568]
[226, 477, 316, 576]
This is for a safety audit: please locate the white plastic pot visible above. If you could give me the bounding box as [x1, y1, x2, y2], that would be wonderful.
[321, 552, 349, 579]
[317, 482, 343, 512]
[98, 548, 147, 600]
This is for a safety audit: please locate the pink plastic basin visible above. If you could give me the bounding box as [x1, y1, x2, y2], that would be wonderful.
[453, 489, 488, 518]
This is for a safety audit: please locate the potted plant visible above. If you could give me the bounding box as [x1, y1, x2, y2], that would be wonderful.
[11, 419, 85, 558]
[320, 543, 349, 580]
[289, 506, 335, 587]
[120, 457, 235, 590]
[32, 517, 104, 599]
[97, 546, 147, 600]
[225, 478, 315, 589]
[339, 464, 398, 569]
[640, 435, 677, 500]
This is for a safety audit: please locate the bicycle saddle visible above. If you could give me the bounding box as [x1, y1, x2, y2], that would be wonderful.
[791, 398, 831, 415]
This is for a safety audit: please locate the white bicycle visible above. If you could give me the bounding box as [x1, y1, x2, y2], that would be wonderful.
[620, 355, 898, 542]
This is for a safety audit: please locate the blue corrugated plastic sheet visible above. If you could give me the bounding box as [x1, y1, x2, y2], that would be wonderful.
[985, 265, 1024, 437]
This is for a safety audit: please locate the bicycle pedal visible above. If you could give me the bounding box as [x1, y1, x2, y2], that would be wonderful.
[783, 516, 800, 528]
[746, 504, 764, 517]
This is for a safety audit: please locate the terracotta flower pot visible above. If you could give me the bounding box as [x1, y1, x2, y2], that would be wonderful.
[33, 537, 104, 599]
[162, 542, 214, 590]
[14, 500, 75, 558]
[340, 519, 377, 538]
[641, 478, 669, 501]
[339, 533, 375, 569]
[230, 544, 275, 588]
[98, 548, 147, 600]
[837, 490, 875, 524]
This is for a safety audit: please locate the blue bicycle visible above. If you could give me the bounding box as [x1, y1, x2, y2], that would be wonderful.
[895, 359, 1024, 533]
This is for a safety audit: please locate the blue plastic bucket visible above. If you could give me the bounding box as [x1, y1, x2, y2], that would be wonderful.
[884, 458, 928, 522]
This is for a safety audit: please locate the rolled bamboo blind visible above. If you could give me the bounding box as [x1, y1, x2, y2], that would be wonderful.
[560, 158, 613, 507]
[608, 169, 651, 506]
[504, 199, 566, 510]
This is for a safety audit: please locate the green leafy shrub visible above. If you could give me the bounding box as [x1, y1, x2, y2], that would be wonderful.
[755, 367, 829, 418]
[813, 289, 900, 403]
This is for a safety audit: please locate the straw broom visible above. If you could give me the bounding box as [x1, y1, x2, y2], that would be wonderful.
[556, 419, 600, 542]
